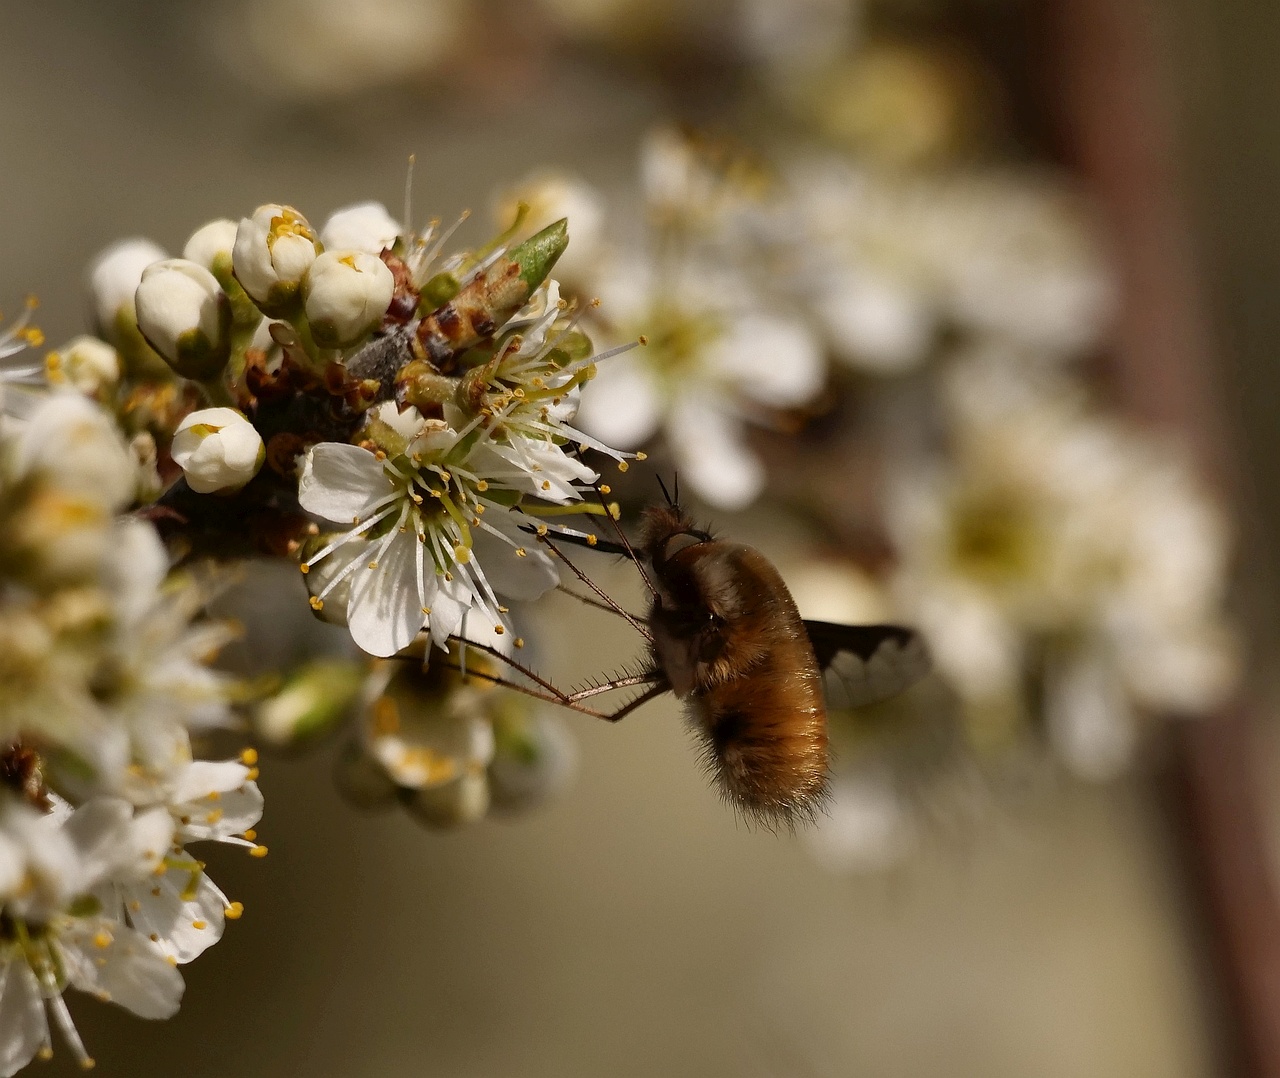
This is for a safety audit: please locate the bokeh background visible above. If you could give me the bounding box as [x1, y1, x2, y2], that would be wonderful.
[3, 1, 1279, 1074]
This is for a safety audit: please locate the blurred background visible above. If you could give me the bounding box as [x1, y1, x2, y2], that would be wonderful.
[3, 0, 1280, 1074]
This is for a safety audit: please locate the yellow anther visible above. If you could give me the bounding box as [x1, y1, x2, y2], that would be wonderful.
[515, 548, 527, 557]
[206, 791, 220, 801]
[475, 504, 485, 514]
[637, 334, 649, 345]
[80, 1056, 96, 1070]
[225, 902, 244, 920]
[536, 524, 548, 537]
[38, 1048, 53, 1062]
[514, 637, 525, 649]
[494, 625, 505, 635]
[368, 561, 379, 569]
[309, 596, 324, 611]
[206, 809, 223, 825]
[635, 452, 648, 461]
[541, 480, 551, 491]
[299, 563, 310, 574]
[587, 534, 598, 547]
[249, 845, 269, 858]
[243, 829, 257, 841]
[453, 545, 470, 564]
[608, 502, 621, 520]
[599, 484, 611, 495]
[149, 933, 159, 942]
[241, 747, 259, 766]
[246, 767, 259, 780]
[192, 920, 207, 931]
[93, 930, 111, 949]
[421, 606, 431, 616]
[166, 956, 178, 967]
[476, 480, 489, 491]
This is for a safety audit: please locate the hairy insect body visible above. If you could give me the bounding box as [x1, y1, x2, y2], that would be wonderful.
[641, 507, 829, 822]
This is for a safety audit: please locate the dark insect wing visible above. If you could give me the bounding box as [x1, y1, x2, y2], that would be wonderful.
[803, 620, 931, 710]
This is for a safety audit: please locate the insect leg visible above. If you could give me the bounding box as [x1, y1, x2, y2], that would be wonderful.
[596, 681, 670, 723]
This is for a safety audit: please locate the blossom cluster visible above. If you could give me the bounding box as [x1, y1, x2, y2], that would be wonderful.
[0, 325, 262, 1072]
[0, 187, 636, 1070]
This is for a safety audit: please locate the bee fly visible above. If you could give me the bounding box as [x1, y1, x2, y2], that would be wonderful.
[457, 479, 929, 826]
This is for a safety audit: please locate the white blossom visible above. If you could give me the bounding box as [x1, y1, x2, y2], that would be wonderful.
[170, 407, 265, 494]
[319, 201, 401, 256]
[302, 249, 395, 347]
[231, 204, 321, 313]
[87, 238, 167, 338]
[182, 219, 239, 271]
[134, 259, 231, 376]
[43, 336, 119, 398]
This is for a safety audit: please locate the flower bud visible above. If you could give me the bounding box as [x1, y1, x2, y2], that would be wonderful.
[232, 204, 321, 315]
[183, 218, 239, 272]
[302, 250, 395, 347]
[255, 658, 367, 748]
[170, 407, 264, 494]
[319, 202, 401, 257]
[20, 393, 136, 511]
[135, 259, 232, 379]
[405, 771, 490, 829]
[88, 237, 167, 337]
[496, 173, 604, 283]
[44, 336, 120, 397]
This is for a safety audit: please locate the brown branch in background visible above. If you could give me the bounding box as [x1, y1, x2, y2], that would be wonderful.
[1042, 0, 1280, 1074]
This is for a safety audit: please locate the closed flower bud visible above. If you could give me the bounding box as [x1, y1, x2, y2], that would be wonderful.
[170, 407, 264, 494]
[135, 259, 232, 379]
[44, 335, 120, 397]
[406, 771, 491, 829]
[255, 658, 367, 748]
[183, 218, 239, 271]
[302, 250, 395, 347]
[319, 202, 401, 256]
[232, 204, 321, 315]
[20, 394, 136, 512]
[87, 237, 167, 339]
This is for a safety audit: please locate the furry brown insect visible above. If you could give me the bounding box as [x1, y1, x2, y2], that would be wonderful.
[638, 502, 831, 822]
[456, 483, 929, 827]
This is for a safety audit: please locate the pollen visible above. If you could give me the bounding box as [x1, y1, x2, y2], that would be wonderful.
[636, 452, 648, 461]
[249, 845, 269, 858]
[368, 561, 379, 569]
[309, 596, 324, 611]
[514, 637, 525, 648]
[225, 902, 244, 920]
[246, 767, 260, 780]
[618, 461, 629, 472]
[192, 920, 207, 931]
[541, 480, 551, 491]
[536, 524, 548, 537]
[494, 625, 505, 635]
[587, 534, 598, 547]
[600, 484, 611, 495]
[241, 748, 259, 766]
[299, 563, 310, 574]
[93, 930, 111, 949]
[515, 548, 527, 557]
[476, 479, 489, 491]
[244, 829, 257, 841]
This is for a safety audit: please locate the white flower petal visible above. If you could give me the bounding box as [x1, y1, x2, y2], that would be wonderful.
[574, 355, 663, 449]
[298, 442, 395, 523]
[471, 518, 558, 601]
[123, 869, 227, 964]
[0, 961, 47, 1077]
[668, 398, 764, 511]
[347, 530, 424, 657]
[707, 313, 825, 406]
[63, 922, 183, 1020]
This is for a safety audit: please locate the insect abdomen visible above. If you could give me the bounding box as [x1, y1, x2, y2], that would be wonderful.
[691, 633, 828, 825]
